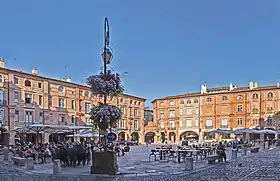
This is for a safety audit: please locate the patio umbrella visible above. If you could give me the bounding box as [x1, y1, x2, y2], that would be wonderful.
[257, 130, 276, 134]
[27, 124, 51, 146]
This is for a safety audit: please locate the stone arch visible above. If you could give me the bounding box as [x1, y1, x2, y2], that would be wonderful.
[144, 132, 155, 143]
[118, 132, 126, 141]
[180, 130, 199, 140]
[160, 132, 166, 143]
[131, 132, 139, 142]
[169, 132, 176, 143]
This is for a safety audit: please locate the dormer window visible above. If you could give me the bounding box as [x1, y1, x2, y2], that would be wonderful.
[267, 92, 273, 98]
[237, 95, 243, 100]
[180, 100, 184, 104]
[58, 86, 65, 92]
[222, 96, 228, 101]
[252, 93, 258, 99]
[169, 101, 175, 106]
[24, 80, 31, 87]
[194, 99, 199, 103]
[85, 91, 89, 97]
[206, 97, 212, 102]
[186, 100, 191, 104]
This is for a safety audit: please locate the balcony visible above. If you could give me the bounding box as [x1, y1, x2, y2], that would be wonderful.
[205, 126, 213, 129]
[220, 125, 228, 129]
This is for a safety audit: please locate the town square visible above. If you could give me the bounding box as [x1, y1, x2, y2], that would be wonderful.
[1, 1, 280, 180]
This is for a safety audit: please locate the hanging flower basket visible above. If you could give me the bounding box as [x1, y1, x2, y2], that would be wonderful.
[87, 70, 124, 97]
[90, 103, 122, 131]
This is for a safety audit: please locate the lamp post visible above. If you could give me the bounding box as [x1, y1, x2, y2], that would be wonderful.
[101, 17, 113, 105]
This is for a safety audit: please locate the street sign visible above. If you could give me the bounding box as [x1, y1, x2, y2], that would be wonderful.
[107, 132, 117, 141]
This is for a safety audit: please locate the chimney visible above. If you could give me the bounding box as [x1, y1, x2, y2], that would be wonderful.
[31, 68, 38, 75]
[249, 81, 254, 89]
[0, 58, 5, 68]
[229, 83, 234, 91]
[201, 83, 207, 94]
[66, 78, 72, 82]
[254, 82, 258, 88]
[277, 83, 280, 88]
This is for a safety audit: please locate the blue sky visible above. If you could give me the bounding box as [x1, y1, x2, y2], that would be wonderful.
[0, 1, 280, 107]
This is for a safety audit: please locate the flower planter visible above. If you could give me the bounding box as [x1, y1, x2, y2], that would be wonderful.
[91, 151, 118, 175]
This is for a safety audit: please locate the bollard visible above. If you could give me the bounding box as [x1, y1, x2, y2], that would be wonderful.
[185, 157, 193, 171]
[232, 149, 238, 159]
[263, 142, 266, 150]
[25, 157, 34, 170]
[265, 142, 269, 150]
[3, 148, 9, 161]
[53, 159, 61, 175]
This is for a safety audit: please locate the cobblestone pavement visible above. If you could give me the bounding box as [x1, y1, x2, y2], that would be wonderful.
[117, 147, 280, 181]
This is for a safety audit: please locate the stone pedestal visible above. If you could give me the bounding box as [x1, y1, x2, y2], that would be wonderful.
[265, 142, 269, 150]
[91, 151, 118, 175]
[25, 158, 34, 170]
[232, 149, 237, 159]
[185, 157, 193, 171]
[3, 147, 9, 161]
[53, 159, 61, 175]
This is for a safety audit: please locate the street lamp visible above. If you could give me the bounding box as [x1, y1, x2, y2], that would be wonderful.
[102, 17, 113, 104]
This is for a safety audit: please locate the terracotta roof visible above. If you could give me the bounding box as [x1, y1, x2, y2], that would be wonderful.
[0, 67, 146, 101]
[151, 84, 280, 103]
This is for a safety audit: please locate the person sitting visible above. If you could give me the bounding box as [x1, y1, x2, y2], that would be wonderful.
[216, 142, 226, 163]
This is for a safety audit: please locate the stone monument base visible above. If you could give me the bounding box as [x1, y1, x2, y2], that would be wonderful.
[91, 151, 118, 175]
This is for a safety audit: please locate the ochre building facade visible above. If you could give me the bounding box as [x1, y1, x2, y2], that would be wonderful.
[0, 60, 145, 145]
[151, 82, 280, 143]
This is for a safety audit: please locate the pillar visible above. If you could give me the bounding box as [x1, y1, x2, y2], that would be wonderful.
[53, 160, 61, 175]
[260, 133, 265, 142]
[9, 132, 15, 146]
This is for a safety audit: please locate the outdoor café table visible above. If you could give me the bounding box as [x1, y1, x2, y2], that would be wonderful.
[177, 149, 188, 163]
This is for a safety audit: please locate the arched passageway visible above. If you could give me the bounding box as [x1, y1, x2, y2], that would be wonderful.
[118, 132, 126, 141]
[169, 132, 176, 143]
[180, 131, 199, 140]
[144, 132, 155, 143]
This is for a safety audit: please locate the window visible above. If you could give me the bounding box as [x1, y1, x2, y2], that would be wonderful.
[71, 100, 75, 109]
[14, 91, 19, 103]
[14, 77, 18, 85]
[267, 116, 273, 126]
[71, 115, 76, 124]
[25, 93, 32, 104]
[24, 80, 31, 87]
[237, 95, 243, 100]
[206, 97, 212, 102]
[39, 112, 43, 122]
[59, 114, 66, 124]
[14, 110, 19, 122]
[186, 100, 191, 104]
[160, 102, 164, 107]
[119, 119, 125, 128]
[58, 98, 65, 108]
[194, 99, 199, 103]
[206, 119, 212, 129]
[222, 96, 228, 101]
[79, 90, 83, 96]
[179, 120, 185, 128]
[252, 103, 259, 112]
[85, 102, 91, 113]
[186, 108, 192, 115]
[221, 118, 228, 128]
[180, 100, 184, 104]
[38, 83, 42, 88]
[49, 113, 53, 122]
[120, 98, 123, 103]
[58, 86, 65, 92]
[169, 120, 175, 129]
[160, 121, 164, 129]
[237, 117, 243, 126]
[186, 119, 192, 127]
[160, 110, 164, 118]
[237, 105, 243, 112]
[134, 120, 139, 130]
[195, 119, 199, 127]
[195, 108, 199, 114]
[267, 102, 273, 110]
[138, 102, 141, 106]
[25, 111, 33, 123]
[267, 92, 273, 98]
[134, 109, 139, 116]
[169, 110, 175, 118]
[252, 93, 258, 99]
[253, 119, 259, 126]
[179, 109, 183, 116]
[49, 96, 52, 106]
[120, 106, 126, 115]
[0, 75, 3, 82]
[169, 101, 175, 106]
[39, 95, 43, 106]
[85, 91, 89, 97]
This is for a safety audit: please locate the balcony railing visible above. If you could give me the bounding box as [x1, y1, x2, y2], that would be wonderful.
[205, 126, 213, 129]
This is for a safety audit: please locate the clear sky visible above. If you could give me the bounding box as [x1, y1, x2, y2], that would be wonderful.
[0, 1, 280, 107]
